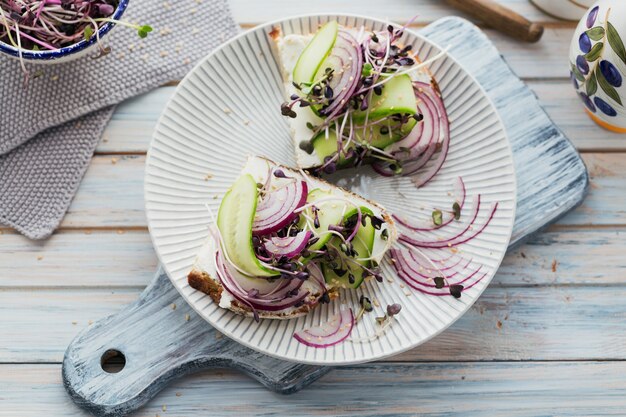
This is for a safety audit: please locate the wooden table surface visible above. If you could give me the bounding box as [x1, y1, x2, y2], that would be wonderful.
[3, 1, 626, 416]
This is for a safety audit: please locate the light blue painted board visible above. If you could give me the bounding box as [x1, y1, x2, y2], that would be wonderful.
[63, 17, 588, 416]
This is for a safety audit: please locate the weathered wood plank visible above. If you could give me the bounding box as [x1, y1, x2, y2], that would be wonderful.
[0, 227, 621, 288]
[3, 285, 626, 363]
[54, 153, 623, 228]
[3, 362, 626, 416]
[559, 154, 626, 226]
[228, 0, 562, 25]
[530, 81, 626, 151]
[0, 230, 157, 287]
[60, 155, 146, 228]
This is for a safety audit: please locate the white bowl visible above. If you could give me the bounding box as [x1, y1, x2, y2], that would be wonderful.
[145, 14, 517, 365]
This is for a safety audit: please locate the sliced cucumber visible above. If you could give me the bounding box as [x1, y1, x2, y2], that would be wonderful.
[354, 117, 417, 148]
[217, 174, 277, 277]
[353, 74, 417, 122]
[311, 130, 354, 166]
[310, 117, 416, 163]
[323, 209, 376, 289]
[293, 21, 339, 85]
[300, 188, 346, 251]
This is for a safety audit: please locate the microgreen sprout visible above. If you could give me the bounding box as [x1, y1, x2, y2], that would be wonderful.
[0, 0, 152, 84]
[432, 209, 443, 226]
[452, 202, 461, 220]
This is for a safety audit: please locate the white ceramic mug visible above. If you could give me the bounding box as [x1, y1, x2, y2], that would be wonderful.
[530, 0, 596, 21]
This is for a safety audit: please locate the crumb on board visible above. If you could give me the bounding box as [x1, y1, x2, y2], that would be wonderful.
[162, 405, 167, 412]
[117, 229, 125, 235]
[215, 331, 223, 340]
[551, 259, 558, 272]
[223, 108, 232, 114]
[176, 392, 182, 397]
[496, 320, 502, 329]
[37, 255, 43, 261]
[185, 314, 191, 322]
[171, 303, 176, 310]
[160, 51, 169, 58]
[72, 321, 77, 325]
[111, 157, 118, 164]
[85, 230, 92, 235]
[521, 252, 526, 258]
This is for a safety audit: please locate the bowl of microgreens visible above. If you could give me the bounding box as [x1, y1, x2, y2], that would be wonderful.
[0, 0, 152, 70]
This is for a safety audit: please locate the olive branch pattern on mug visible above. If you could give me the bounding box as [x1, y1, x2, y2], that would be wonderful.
[571, 5, 625, 118]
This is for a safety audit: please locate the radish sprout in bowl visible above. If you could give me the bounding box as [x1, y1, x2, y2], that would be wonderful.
[0, 0, 152, 82]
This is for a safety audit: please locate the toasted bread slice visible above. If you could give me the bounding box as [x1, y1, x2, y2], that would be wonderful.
[271, 24, 439, 170]
[187, 155, 397, 319]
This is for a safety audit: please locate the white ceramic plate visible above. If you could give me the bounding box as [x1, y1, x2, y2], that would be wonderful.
[145, 14, 516, 365]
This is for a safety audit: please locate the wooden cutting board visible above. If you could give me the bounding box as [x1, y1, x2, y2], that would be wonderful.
[62, 17, 588, 417]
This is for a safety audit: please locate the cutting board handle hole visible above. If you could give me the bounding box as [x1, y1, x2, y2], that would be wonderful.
[101, 349, 126, 373]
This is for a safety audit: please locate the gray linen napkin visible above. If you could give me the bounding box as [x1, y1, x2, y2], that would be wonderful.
[0, 0, 238, 239]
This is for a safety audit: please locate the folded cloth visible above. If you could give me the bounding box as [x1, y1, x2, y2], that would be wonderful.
[0, 0, 238, 239]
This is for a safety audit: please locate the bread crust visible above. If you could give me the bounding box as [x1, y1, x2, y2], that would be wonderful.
[187, 267, 336, 320]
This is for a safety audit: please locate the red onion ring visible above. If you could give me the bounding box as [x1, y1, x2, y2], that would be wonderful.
[252, 180, 308, 236]
[399, 196, 499, 249]
[410, 82, 450, 186]
[319, 31, 363, 118]
[293, 308, 354, 348]
[372, 81, 449, 185]
[263, 230, 313, 259]
[393, 177, 466, 232]
[390, 247, 487, 296]
[215, 250, 309, 313]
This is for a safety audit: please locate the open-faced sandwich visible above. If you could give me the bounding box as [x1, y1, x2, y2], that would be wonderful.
[272, 20, 450, 186]
[185, 21, 501, 349]
[188, 156, 396, 321]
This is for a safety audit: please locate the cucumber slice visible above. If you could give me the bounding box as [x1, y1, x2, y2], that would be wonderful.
[217, 174, 277, 277]
[323, 209, 376, 289]
[310, 117, 416, 164]
[311, 130, 354, 166]
[300, 188, 347, 251]
[293, 21, 339, 85]
[354, 117, 417, 148]
[353, 74, 417, 122]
